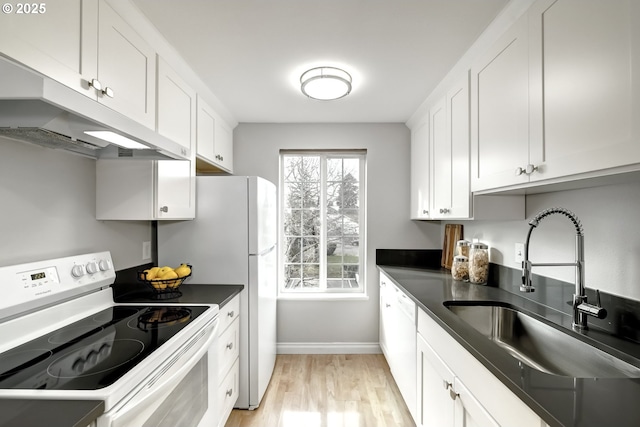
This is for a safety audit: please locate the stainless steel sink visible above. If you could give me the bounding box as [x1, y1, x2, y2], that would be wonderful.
[444, 302, 640, 378]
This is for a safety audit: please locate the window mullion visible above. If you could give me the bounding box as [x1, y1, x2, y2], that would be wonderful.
[319, 155, 327, 291]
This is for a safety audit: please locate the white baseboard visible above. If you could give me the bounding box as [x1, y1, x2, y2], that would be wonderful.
[277, 342, 382, 354]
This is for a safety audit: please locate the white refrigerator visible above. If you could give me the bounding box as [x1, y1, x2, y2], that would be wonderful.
[158, 175, 277, 410]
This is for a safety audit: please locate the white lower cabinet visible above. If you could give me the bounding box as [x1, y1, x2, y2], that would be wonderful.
[379, 273, 417, 423]
[217, 295, 240, 427]
[416, 333, 455, 427]
[417, 308, 549, 427]
[417, 332, 500, 427]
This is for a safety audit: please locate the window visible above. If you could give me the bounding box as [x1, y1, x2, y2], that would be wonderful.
[280, 151, 366, 295]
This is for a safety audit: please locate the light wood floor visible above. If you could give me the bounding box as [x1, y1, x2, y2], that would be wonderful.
[224, 354, 415, 427]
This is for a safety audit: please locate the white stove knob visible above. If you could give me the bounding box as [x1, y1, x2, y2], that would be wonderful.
[86, 261, 99, 274]
[71, 265, 85, 278]
[98, 259, 111, 271]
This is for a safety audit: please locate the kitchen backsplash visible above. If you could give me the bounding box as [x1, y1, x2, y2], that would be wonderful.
[0, 136, 153, 270]
[445, 179, 640, 302]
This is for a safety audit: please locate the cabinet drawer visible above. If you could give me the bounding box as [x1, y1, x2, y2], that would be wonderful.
[218, 358, 239, 427]
[218, 316, 240, 379]
[219, 295, 240, 333]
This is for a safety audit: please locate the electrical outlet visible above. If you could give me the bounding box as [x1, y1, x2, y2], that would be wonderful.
[515, 242, 524, 264]
[142, 241, 151, 261]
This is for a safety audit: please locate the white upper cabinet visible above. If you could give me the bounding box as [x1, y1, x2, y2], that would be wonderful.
[0, 0, 156, 130]
[527, 0, 640, 182]
[97, 0, 156, 129]
[96, 159, 195, 220]
[470, 12, 531, 192]
[157, 57, 196, 157]
[430, 97, 449, 218]
[471, 0, 640, 193]
[431, 75, 471, 219]
[410, 119, 430, 219]
[0, 0, 98, 99]
[196, 96, 234, 173]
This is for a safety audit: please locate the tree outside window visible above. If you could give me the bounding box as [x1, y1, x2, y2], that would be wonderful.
[281, 152, 365, 293]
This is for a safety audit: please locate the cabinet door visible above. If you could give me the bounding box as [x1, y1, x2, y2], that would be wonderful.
[97, 0, 156, 129]
[454, 379, 500, 427]
[417, 334, 455, 427]
[448, 76, 471, 218]
[196, 97, 217, 163]
[379, 273, 392, 358]
[96, 160, 155, 220]
[156, 160, 195, 220]
[430, 98, 450, 218]
[0, 0, 98, 98]
[196, 97, 234, 173]
[410, 119, 430, 219]
[215, 120, 234, 172]
[157, 57, 196, 157]
[528, 0, 640, 181]
[471, 13, 530, 192]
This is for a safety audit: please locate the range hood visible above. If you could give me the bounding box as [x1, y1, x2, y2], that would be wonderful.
[0, 57, 188, 160]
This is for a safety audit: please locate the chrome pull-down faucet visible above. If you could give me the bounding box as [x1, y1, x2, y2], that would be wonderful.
[521, 207, 607, 331]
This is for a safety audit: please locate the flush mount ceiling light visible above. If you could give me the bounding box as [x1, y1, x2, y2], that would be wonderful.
[300, 66, 352, 101]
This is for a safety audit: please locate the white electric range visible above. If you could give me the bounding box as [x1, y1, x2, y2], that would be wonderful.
[0, 252, 220, 427]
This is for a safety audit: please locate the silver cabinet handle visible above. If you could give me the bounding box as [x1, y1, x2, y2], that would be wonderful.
[226, 342, 234, 350]
[102, 87, 114, 98]
[89, 78, 102, 91]
[443, 381, 458, 400]
[516, 164, 538, 176]
[159, 206, 169, 213]
[439, 208, 450, 214]
[422, 209, 428, 215]
[227, 310, 235, 317]
[226, 388, 233, 397]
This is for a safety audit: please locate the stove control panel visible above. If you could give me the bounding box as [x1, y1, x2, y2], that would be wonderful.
[0, 252, 116, 320]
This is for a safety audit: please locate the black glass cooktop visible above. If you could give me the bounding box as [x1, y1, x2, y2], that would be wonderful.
[0, 305, 209, 391]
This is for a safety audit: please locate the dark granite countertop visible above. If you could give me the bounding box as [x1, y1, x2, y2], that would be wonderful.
[0, 399, 104, 427]
[113, 283, 244, 307]
[377, 250, 640, 427]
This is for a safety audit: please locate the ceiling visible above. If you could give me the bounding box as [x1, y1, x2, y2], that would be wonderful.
[132, 0, 509, 124]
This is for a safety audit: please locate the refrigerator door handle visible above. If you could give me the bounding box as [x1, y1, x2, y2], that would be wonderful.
[253, 244, 276, 257]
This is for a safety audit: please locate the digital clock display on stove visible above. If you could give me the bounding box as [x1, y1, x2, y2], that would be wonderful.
[30, 272, 46, 280]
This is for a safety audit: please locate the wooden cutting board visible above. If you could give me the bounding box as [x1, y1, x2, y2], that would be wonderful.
[441, 224, 463, 269]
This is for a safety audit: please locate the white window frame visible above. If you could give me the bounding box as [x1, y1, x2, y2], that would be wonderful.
[279, 150, 367, 299]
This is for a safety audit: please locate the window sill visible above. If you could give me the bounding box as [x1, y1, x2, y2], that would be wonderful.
[277, 293, 370, 302]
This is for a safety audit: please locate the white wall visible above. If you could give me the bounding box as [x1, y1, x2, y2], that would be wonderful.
[233, 123, 441, 350]
[447, 180, 640, 301]
[0, 137, 153, 270]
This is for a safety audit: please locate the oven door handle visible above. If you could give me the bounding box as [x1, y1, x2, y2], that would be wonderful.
[103, 318, 219, 427]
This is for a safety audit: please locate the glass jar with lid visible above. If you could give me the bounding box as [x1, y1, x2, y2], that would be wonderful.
[451, 255, 469, 281]
[469, 242, 489, 284]
[456, 240, 470, 257]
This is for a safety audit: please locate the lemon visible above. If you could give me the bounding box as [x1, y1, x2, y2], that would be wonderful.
[157, 266, 173, 277]
[174, 264, 191, 278]
[144, 266, 160, 280]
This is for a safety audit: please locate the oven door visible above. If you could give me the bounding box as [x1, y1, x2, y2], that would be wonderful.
[97, 317, 219, 427]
